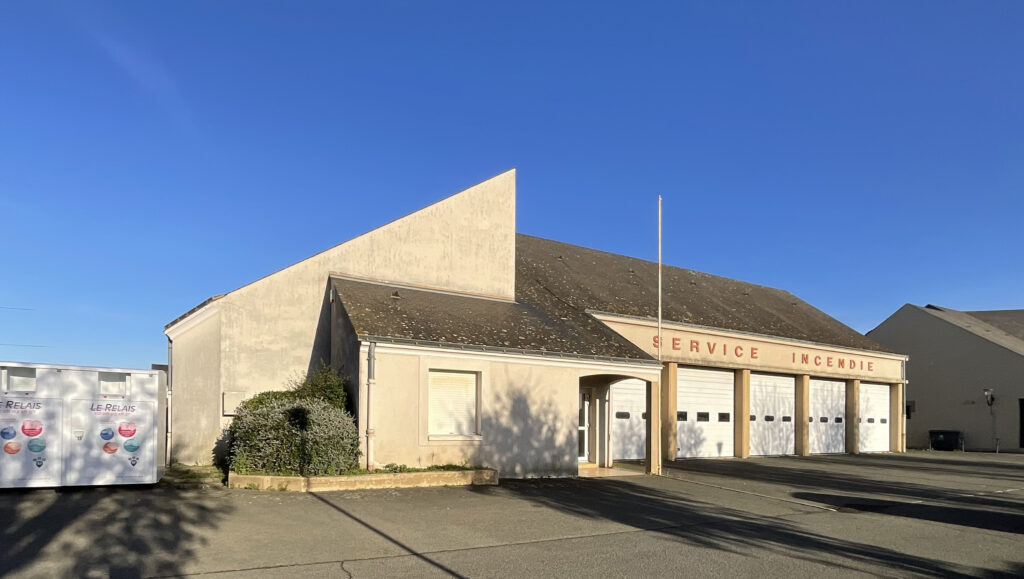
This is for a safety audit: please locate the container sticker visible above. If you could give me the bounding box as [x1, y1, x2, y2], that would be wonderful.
[22, 420, 43, 437]
[0, 396, 61, 487]
[64, 399, 155, 485]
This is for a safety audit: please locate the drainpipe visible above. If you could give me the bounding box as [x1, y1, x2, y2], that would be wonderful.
[166, 338, 173, 466]
[366, 342, 376, 470]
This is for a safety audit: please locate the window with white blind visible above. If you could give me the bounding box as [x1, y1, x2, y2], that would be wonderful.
[7, 367, 37, 392]
[428, 370, 479, 438]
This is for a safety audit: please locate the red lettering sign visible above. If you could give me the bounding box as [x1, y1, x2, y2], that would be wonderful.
[735, 345, 743, 357]
[672, 337, 681, 350]
[690, 340, 700, 353]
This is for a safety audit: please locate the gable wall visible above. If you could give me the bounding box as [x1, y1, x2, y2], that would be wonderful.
[870, 305, 1024, 450]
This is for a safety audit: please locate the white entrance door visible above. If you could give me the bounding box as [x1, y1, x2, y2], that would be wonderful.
[809, 379, 846, 454]
[750, 374, 796, 456]
[611, 379, 646, 460]
[676, 367, 734, 458]
[859, 383, 890, 452]
[578, 391, 591, 462]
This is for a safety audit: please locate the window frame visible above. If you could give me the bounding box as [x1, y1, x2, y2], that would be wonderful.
[426, 369, 482, 442]
[5, 367, 37, 392]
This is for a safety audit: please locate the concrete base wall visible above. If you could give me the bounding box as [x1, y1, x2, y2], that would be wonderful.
[228, 469, 499, 492]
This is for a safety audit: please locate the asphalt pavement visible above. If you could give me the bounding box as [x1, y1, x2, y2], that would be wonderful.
[1, 450, 1022, 578]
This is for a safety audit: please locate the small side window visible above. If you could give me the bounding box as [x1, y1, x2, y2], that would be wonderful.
[808, 417, 814, 423]
[99, 372, 128, 396]
[819, 417, 828, 423]
[867, 418, 875, 424]
[615, 411, 630, 420]
[750, 415, 757, 421]
[880, 418, 888, 424]
[7, 367, 37, 392]
[782, 416, 792, 423]
[764, 415, 775, 422]
[677, 411, 687, 421]
[696, 412, 710, 422]
[718, 412, 730, 422]
[835, 417, 843, 424]
[642, 412, 647, 420]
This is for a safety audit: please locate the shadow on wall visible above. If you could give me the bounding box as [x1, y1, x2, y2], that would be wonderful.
[484, 476, 1014, 576]
[474, 388, 575, 478]
[307, 283, 334, 378]
[0, 485, 228, 577]
[676, 422, 709, 458]
[810, 385, 847, 454]
[750, 389, 795, 456]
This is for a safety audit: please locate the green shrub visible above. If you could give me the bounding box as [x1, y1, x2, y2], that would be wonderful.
[236, 366, 348, 414]
[290, 365, 348, 411]
[229, 397, 360, 476]
[237, 389, 293, 413]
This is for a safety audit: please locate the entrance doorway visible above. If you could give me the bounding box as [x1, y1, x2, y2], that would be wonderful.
[578, 390, 591, 461]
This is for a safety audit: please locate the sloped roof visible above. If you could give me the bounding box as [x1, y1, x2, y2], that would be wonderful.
[331, 276, 654, 362]
[516, 235, 889, 352]
[964, 309, 1024, 342]
[918, 305, 1024, 357]
[331, 234, 889, 360]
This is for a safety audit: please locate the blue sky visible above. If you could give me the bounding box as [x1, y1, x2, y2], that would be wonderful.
[1, 2, 1022, 369]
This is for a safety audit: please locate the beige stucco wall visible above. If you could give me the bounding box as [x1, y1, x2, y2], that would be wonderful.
[220, 170, 514, 398]
[168, 309, 222, 464]
[165, 171, 517, 462]
[362, 343, 659, 478]
[870, 305, 1024, 451]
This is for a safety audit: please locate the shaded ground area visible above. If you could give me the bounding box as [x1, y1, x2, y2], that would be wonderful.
[1, 451, 1021, 577]
[0, 484, 228, 578]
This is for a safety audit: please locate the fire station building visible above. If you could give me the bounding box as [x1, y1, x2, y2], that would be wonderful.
[165, 170, 907, 476]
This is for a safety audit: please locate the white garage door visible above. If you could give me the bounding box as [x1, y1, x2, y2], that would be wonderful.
[612, 379, 646, 460]
[676, 367, 734, 458]
[859, 383, 890, 453]
[750, 374, 796, 456]
[809, 379, 846, 454]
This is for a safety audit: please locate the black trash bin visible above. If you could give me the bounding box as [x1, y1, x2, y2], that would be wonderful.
[929, 430, 962, 451]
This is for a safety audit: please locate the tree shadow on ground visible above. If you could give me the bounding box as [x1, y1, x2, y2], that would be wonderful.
[0, 484, 228, 577]
[478, 477, 1016, 577]
[812, 452, 1024, 481]
[664, 456, 1024, 510]
[793, 491, 1024, 535]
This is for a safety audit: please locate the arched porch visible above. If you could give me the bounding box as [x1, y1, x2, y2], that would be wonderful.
[578, 373, 661, 474]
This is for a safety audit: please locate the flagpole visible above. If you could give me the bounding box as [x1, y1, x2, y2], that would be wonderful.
[658, 195, 663, 362]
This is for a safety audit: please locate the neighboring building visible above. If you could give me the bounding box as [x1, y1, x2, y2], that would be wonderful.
[166, 170, 908, 475]
[869, 304, 1024, 452]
